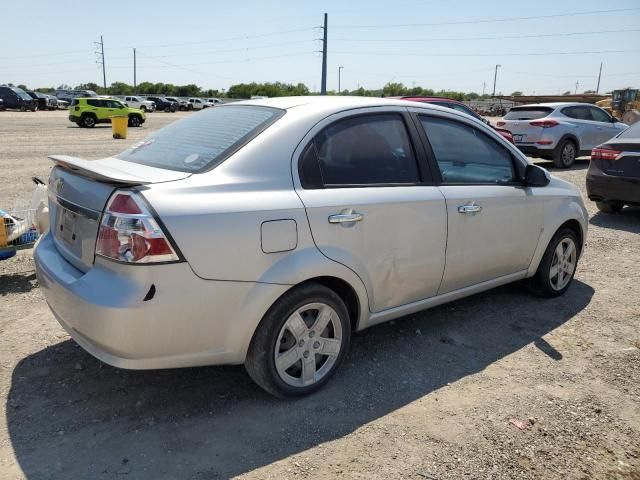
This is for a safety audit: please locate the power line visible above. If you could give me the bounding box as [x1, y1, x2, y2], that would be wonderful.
[140, 39, 315, 59]
[106, 27, 318, 50]
[334, 7, 640, 29]
[332, 49, 640, 57]
[133, 51, 314, 69]
[331, 28, 640, 43]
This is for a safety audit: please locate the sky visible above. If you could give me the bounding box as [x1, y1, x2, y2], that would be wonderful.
[1, 0, 639, 95]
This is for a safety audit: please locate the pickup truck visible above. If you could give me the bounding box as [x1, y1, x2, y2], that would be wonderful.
[122, 96, 156, 112]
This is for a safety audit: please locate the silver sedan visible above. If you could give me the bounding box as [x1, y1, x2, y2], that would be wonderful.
[35, 96, 588, 397]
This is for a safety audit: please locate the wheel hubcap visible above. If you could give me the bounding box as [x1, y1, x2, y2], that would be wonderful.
[274, 302, 343, 387]
[549, 237, 577, 290]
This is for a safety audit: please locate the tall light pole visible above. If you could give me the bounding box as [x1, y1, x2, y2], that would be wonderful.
[596, 62, 603, 94]
[338, 66, 344, 94]
[492, 64, 501, 97]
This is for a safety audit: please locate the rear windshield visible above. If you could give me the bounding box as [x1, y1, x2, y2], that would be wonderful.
[504, 107, 553, 120]
[115, 105, 284, 172]
[617, 121, 640, 139]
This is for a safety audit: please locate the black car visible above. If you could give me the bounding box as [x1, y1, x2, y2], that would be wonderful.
[27, 90, 49, 110]
[0, 86, 37, 111]
[586, 121, 640, 213]
[145, 96, 176, 112]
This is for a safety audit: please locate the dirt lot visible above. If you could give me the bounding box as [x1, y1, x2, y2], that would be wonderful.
[1, 110, 639, 480]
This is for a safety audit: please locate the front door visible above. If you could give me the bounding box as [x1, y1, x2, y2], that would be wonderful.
[417, 113, 543, 294]
[294, 110, 447, 313]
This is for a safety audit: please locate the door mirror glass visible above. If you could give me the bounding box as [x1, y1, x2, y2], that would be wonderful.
[524, 164, 550, 187]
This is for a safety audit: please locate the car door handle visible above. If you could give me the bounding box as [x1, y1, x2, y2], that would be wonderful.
[458, 203, 482, 215]
[328, 212, 364, 223]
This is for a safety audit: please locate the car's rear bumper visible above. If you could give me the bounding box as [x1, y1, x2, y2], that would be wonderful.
[34, 232, 289, 369]
[68, 114, 80, 123]
[586, 166, 640, 204]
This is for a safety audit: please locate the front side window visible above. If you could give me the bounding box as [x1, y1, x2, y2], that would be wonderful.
[562, 106, 591, 120]
[589, 107, 611, 123]
[420, 116, 515, 184]
[314, 114, 420, 186]
[116, 105, 283, 172]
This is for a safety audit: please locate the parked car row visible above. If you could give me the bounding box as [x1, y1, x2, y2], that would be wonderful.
[0, 85, 61, 111]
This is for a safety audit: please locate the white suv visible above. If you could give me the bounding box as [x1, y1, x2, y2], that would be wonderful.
[498, 102, 627, 168]
[188, 98, 208, 110]
[122, 96, 156, 112]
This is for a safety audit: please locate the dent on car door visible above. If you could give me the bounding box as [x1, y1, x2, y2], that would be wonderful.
[294, 110, 447, 313]
[417, 114, 543, 294]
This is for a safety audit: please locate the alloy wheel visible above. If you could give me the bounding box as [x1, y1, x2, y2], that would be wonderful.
[274, 303, 343, 387]
[561, 143, 576, 167]
[549, 237, 577, 291]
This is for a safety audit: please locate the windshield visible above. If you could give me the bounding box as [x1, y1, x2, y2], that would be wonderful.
[115, 105, 284, 172]
[12, 88, 32, 101]
[504, 106, 553, 120]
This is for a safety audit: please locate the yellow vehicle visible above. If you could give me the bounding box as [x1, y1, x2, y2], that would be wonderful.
[596, 88, 639, 124]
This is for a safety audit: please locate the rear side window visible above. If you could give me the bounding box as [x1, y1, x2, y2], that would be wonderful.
[504, 107, 553, 120]
[420, 116, 515, 184]
[86, 99, 101, 107]
[315, 114, 420, 186]
[70, 99, 79, 106]
[116, 105, 283, 172]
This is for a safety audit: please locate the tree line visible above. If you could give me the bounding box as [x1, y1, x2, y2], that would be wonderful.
[26, 80, 539, 100]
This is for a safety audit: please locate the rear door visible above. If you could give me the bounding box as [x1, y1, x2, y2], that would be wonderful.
[415, 111, 543, 294]
[294, 108, 447, 313]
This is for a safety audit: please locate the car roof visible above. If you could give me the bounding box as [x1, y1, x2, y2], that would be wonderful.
[231, 95, 457, 114]
[511, 102, 599, 108]
[396, 96, 462, 103]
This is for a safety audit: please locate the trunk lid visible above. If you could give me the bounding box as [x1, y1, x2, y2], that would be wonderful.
[48, 155, 190, 272]
[597, 141, 640, 178]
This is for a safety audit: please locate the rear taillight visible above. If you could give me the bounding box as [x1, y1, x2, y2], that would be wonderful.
[95, 191, 180, 264]
[529, 120, 559, 128]
[496, 121, 506, 127]
[591, 147, 621, 161]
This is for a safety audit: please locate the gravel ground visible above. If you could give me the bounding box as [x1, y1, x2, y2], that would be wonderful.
[0, 110, 638, 480]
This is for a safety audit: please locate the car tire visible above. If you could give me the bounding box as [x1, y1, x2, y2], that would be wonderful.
[81, 114, 96, 128]
[553, 139, 577, 169]
[245, 283, 351, 398]
[128, 115, 142, 127]
[140, 105, 147, 112]
[596, 201, 623, 213]
[527, 227, 580, 298]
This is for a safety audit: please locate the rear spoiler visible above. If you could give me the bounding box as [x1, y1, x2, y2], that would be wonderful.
[49, 155, 152, 184]
[48, 155, 190, 185]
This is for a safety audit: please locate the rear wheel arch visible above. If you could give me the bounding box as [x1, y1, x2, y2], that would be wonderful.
[297, 276, 361, 332]
[558, 134, 579, 151]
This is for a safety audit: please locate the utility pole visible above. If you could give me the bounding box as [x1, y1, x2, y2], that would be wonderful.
[492, 64, 501, 97]
[575, 80, 579, 94]
[338, 65, 344, 94]
[100, 36, 106, 89]
[482, 81, 486, 96]
[133, 48, 137, 91]
[596, 62, 603, 94]
[321, 13, 328, 95]
[94, 36, 107, 89]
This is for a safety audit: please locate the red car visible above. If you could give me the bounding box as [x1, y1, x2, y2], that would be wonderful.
[397, 96, 514, 144]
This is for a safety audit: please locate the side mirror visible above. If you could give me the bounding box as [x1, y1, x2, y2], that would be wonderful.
[524, 164, 550, 187]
